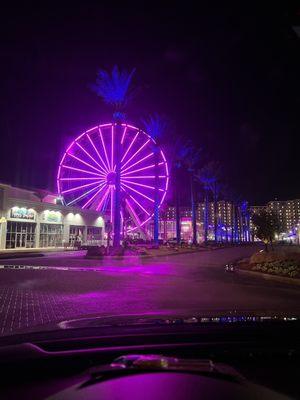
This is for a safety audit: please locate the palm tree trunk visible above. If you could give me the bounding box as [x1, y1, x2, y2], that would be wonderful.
[190, 172, 197, 245]
[213, 184, 218, 242]
[113, 123, 121, 248]
[153, 147, 159, 247]
[204, 189, 208, 243]
[231, 202, 234, 243]
[175, 176, 181, 245]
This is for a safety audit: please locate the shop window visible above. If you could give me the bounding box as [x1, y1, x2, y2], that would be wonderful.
[6, 221, 36, 249]
[39, 224, 63, 248]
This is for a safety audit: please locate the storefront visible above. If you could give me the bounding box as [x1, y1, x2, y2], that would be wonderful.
[0, 183, 105, 250]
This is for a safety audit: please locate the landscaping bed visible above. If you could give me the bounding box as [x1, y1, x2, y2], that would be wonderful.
[238, 247, 300, 280]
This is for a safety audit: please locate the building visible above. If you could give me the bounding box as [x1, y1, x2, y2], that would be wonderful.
[268, 199, 300, 242]
[0, 183, 105, 250]
[146, 200, 244, 242]
[250, 200, 300, 243]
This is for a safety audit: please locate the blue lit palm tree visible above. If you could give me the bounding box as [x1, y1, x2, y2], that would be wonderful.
[142, 114, 168, 247]
[184, 145, 201, 246]
[168, 137, 191, 245]
[197, 161, 221, 243]
[92, 66, 135, 248]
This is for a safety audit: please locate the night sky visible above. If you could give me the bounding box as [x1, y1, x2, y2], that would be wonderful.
[0, 2, 299, 205]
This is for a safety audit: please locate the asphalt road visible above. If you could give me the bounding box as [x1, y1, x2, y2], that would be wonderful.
[0, 245, 299, 337]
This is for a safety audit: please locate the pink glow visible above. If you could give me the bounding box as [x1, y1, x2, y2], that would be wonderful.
[57, 122, 169, 235]
[121, 131, 139, 163]
[87, 134, 109, 173]
[66, 184, 102, 206]
[110, 186, 114, 224]
[121, 139, 150, 170]
[99, 127, 111, 171]
[122, 182, 154, 203]
[68, 153, 103, 174]
[121, 152, 154, 173]
[125, 198, 143, 228]
[61, 165, 102, 176]
[111, 125, 114, 171]
[121, 179, 155, 190]
[121, 175, 156, 179]
[96, 186, 110, 211]
[59, 177, 102, 181]
[121, 126, 127, 144]
[75, 141, 107, 174]
[82, 183, 107, 209]
[61, 179, 103, 194]
[128, 194, 150, 216]
[122, 163, 155, 176]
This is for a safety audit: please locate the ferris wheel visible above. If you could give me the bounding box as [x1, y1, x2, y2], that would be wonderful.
[57, 123, 169, 233]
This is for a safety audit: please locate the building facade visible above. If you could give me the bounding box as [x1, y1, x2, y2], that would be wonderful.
[250, 200, 300, 243]
[0, 183, 105, 250]
[145, 201, 245, 243]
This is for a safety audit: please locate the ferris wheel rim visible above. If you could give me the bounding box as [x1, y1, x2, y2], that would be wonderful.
[57, 123, 169, 233]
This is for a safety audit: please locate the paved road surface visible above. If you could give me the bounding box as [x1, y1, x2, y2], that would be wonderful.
[0, 245, 299, 336]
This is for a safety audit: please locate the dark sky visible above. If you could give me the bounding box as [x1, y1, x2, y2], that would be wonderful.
[0, 2, 299, 205]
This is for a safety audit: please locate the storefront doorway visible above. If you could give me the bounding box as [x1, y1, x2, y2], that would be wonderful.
[69, 225, 84, 247]
[6, 221, 36, 249]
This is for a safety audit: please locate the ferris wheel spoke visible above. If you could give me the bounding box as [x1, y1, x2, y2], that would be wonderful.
[121, 139, 150, 170]
[66, 184, 102, 206]
[99, 127, 111, 172]
[125, 199, 143, 229]
[121, 179, 155, 190]
[111, 125, 114, 172]
[61, 165, 102, 177]
[59, 177, 102, 181]
[121, 126, 127, 145]
[68, 153, 104, 174]
[87, 134, 110, 173]
[122, 175, 167, 179]
[76, 141, 107, 175]
[61, 179, 104, 194]
[128, 194, 150, 216]
[121, 152, 154, 173]
[122, 164, 155, 176]
[121, 131, 139, 163]
[96, 186, 110, 211]
[81, 182, 107, 209]
[122, 182, 154, 203]
[110, 186, 114, 225]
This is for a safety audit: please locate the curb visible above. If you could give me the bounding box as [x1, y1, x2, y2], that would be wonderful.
[238, 268, 300, 286]
[85, 249, 204, 260]
[85, 246, 235, 260]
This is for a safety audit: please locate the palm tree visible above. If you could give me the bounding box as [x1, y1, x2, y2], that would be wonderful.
[168, 137, 191, 245]
[184, 145, 201, 246]
[92, 65, 135, 248]
[197, 161, 220, 243]
[142, 114, 168, 247]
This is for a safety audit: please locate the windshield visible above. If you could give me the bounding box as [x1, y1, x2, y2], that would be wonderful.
[0, 3, 299, 340]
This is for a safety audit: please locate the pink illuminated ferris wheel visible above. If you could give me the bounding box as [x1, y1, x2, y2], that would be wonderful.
[57, 123, 169, 232]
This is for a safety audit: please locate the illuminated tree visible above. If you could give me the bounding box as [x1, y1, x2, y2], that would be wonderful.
[168, 136, 191, 244]
[197, 161, 221, 243]
[92, 66, 135, 248]
[184, 145, 201, 245]
[142, 114, 168, 246]
[252, 210, 282, 251]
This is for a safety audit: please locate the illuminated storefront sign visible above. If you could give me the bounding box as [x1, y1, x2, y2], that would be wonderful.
[42, 210, 62, 223]
[10, 207, 35, 221]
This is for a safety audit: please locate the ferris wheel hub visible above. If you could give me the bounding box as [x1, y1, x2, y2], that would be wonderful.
[106, 171, 116, 186]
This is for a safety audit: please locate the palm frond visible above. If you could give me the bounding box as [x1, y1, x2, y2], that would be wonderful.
[91, 65, 136, 110]
[141, 113, 169, 142]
